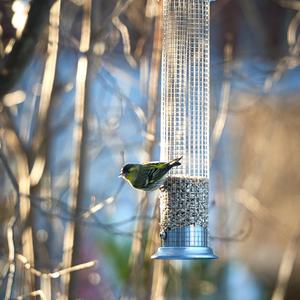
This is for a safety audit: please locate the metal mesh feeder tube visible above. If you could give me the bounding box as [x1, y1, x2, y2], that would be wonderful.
[151, 0, 217, 260]
[152, 177, 216, 260]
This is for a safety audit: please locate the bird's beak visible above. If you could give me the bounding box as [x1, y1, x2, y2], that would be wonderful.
[119, 172, 124, 178]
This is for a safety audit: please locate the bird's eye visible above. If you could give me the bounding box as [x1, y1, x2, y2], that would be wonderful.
[122, 164, 134, 174]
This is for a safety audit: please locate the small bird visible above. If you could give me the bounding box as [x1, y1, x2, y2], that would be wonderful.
[119, 157, 182, 191]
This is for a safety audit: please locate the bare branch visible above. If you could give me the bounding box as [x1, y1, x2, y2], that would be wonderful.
[16, 290, 46, 300]
[278, 0, 300, 11]
[263, 10, 300, 92]
[98, 70, 147, 125]
[271, 235, 300, 300]
[210, 38, 233, 162]
[287, 11, 300, 46]
[112, 16, 137, 68]
[110, 0, 135, 21]
[81, 181, 124, 219]
[235, 189, 293, 238]
[16, 254, 96, 279]
[4, 217, 16, 300]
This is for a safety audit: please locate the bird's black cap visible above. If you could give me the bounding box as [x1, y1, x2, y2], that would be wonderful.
[120, 164, 134, 175]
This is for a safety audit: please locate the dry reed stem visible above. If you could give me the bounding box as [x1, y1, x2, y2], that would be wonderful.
[210, 39, 232, 162]
[16, 290, 46, 300]
[30, 0, 61, 186]
[271, 235, 300, 300]
[4, 217, 16, 300]
[61, 0, 92, 298]
[123, 6, 162, 299]
[4, 122, 35, 293]
[146, 11, 164, 300]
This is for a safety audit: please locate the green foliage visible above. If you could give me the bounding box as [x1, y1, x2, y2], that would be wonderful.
[100, 238, 131, 283]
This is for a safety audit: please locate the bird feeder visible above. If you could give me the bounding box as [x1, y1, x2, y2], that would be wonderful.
[151, 0, 217, 259]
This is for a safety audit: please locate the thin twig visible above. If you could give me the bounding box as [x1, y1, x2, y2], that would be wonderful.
[110, 0, 135, 21]
[98, 70, 147, 125]
[263, 10, 300, 92]
[0, 148, 19, 193]
[112, 16, 137, 68]
[16, 254, 96, 279]
[15, 290, 46, 300]
[4, 217, 17, 300]
[80, 181, 124, 219]
[19, 191, 153, 232]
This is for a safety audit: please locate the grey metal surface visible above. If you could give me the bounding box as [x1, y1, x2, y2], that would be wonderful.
[152, 225, 217, 260]
[161, 225, 208, 247]
[151, 246, 217, 260]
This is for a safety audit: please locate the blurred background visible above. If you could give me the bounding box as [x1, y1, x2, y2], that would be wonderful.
[0, 0, 300, 299]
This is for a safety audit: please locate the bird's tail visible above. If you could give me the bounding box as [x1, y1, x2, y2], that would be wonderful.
[169, 156, 182, 167]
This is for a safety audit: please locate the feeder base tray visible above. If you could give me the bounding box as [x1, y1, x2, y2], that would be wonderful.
[151, 246, 217, 260]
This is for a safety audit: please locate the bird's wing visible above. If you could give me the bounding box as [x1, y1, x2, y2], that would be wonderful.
[142, 162, 168, 169]
[143, 163, 169, 184]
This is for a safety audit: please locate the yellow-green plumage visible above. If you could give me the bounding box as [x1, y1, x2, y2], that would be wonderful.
[120, 157, 182, 191]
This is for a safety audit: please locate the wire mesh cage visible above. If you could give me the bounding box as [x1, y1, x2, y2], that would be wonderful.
[151, 0, 217, 260]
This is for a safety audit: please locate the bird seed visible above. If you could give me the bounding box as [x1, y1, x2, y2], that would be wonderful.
[159, 176, 208, 232]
